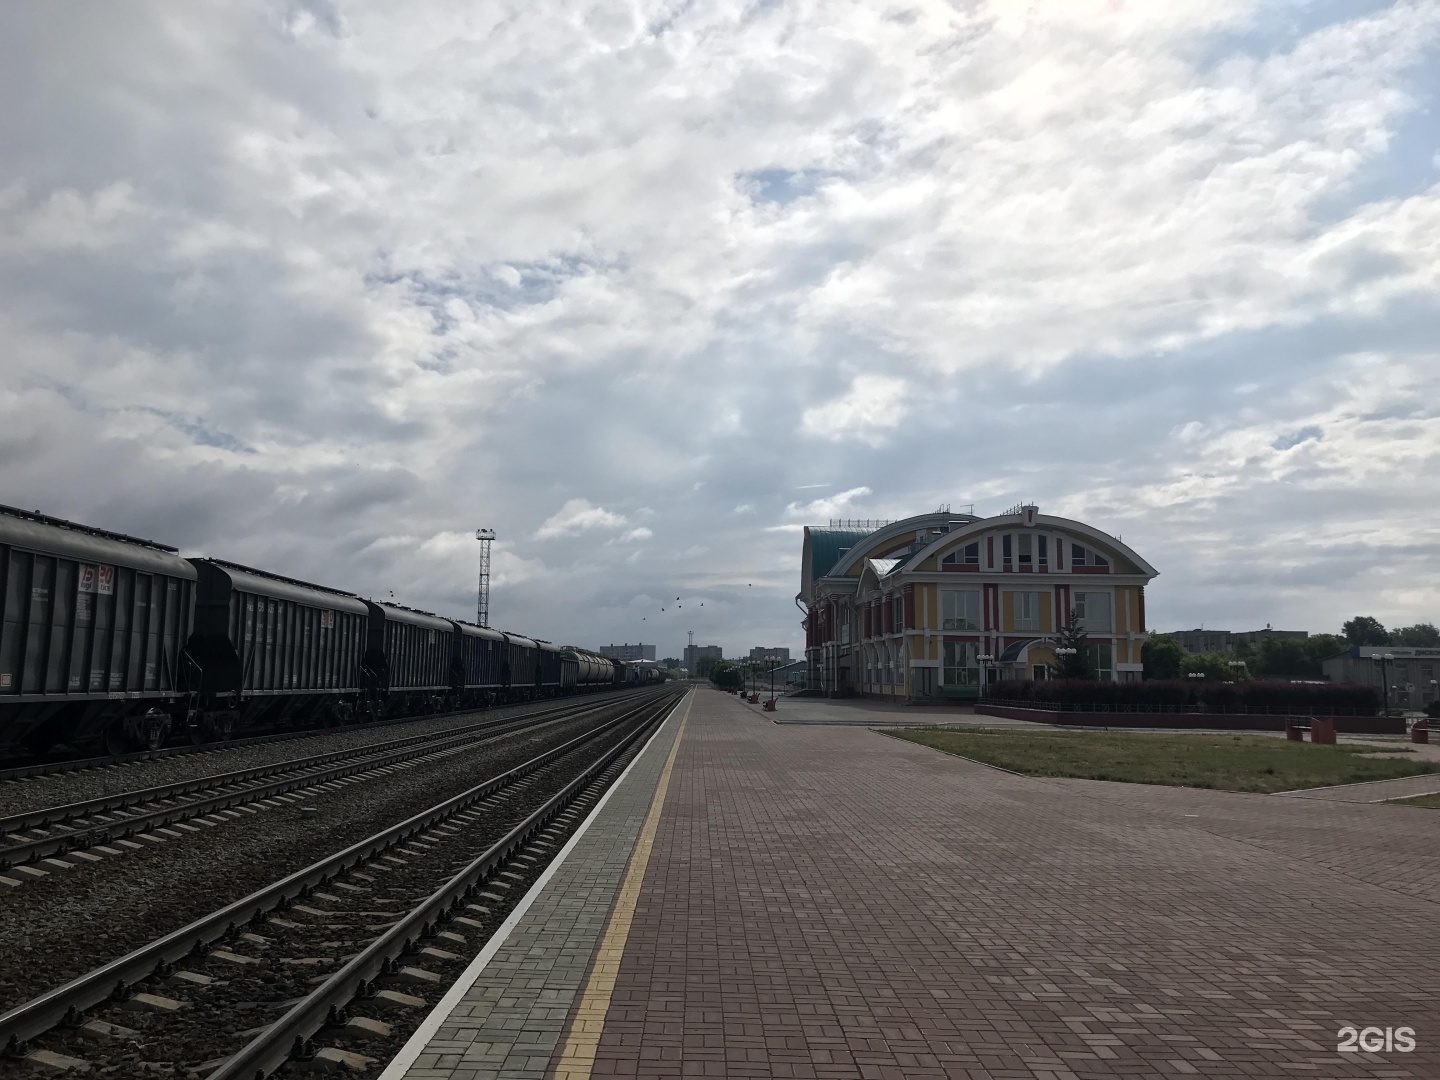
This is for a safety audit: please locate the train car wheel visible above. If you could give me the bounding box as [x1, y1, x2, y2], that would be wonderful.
[103, 723, 130, 757]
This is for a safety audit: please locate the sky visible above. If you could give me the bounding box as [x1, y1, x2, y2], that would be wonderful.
[1, 0, 1438, 660]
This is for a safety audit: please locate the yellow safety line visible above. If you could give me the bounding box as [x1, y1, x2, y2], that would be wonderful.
[550, 690, 692, 1080]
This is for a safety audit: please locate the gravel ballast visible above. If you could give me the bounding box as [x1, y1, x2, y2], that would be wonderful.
[0, 692, 637, 818]
[0, 695, 657, 1017]
[0, 710, 663, 1079]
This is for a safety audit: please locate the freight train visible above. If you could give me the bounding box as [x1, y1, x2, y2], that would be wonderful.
[0, 505, 663, 757]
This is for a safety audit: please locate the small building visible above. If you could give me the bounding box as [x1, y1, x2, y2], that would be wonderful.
[799, 505, 1158, 701]
[749, 646, 790, 664]
[1322, 646, 1439, 710]
[599, 643, 656, 662]
[776, 659, 807, 685]
[1169, 629, 1236, 655]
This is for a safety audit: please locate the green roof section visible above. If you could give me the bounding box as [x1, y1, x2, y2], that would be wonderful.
[801, 526, 874, 601]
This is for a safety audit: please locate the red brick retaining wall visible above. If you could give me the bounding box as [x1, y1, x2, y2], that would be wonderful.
[976, 704, 1406, 735]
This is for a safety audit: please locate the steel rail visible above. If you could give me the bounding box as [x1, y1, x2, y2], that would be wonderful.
[212, 689, 681, 1080]
[0, 693, 653, 868]
[0, 686, 677, 1055]
[0, 691, 638, 838]
[0, 686, 637, 782]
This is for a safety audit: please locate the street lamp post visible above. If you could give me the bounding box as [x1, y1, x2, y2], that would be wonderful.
[1377, 653, 1395, 715]
[1054, 646, 1076, 679]
[978, 653, 995, 694]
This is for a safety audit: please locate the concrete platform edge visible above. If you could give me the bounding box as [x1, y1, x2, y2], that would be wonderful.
[376, 689, 692, 1080]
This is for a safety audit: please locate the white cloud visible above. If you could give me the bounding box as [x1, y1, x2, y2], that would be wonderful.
[801, 377, 908, 447]
[0, 1, 1437, 655]
[784, 486, 874, 521]
[534, 498, 628, 540]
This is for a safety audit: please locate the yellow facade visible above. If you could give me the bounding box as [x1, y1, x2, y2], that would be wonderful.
[800, 505, 1159, 700]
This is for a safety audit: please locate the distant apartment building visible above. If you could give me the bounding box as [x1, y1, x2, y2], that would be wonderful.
[599, 643, 656, 662]
[749, 646, 791, 664]
[1169, 627, 1308, 654]
[684, 644, 723, 675]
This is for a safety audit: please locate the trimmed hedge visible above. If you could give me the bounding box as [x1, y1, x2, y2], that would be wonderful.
[981, 678, 1380, 715]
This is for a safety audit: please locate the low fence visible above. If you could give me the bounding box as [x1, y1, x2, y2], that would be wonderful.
[976, 703, 1406, 736]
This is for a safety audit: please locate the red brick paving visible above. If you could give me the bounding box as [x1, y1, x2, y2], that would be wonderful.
[590, 689, 1440, 1078]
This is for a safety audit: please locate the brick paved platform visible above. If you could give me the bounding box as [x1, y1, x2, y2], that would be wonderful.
[392, 687, 1440, 1079]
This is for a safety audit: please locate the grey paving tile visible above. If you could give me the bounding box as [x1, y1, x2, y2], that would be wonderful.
[592, 688, 1440, 1080]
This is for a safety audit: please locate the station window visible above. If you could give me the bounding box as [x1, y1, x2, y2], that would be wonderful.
[1071, 543, 1109, 568]
[1013, 591, 1041, 632]
[943, 641, 979, 686]
[1038, 536, 1048, 566]
[941, 590, 981, 631]
[1073, 591, 1112, 632]
[1018, 534, 1032, 565]
[964, 541, 979, 564]
[1088, 643, 1114, 680]
[1002, 534, 1013, 567]
[892, 596, 904, 631]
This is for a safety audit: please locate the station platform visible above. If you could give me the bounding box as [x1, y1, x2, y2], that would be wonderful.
[383, 686, 1440, 1079]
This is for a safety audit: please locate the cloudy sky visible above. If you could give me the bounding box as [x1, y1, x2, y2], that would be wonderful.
[1, 0, 1438, 659]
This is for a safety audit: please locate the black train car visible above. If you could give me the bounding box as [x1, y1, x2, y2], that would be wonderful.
[185, 560, 369, 738]
[499, 632, 543, 699]
[0, 505, 197, 754]
[450, 620, 508, 705]
[364, 603, 454, 716]
[536, 640, 564, 697]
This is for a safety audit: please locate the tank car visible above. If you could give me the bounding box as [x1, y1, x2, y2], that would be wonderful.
[562, 647, 618, 692]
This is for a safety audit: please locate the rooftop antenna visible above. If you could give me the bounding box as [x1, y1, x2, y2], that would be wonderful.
[475, 528, 496, 627]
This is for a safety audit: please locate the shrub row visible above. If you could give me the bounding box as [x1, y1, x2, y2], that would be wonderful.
[981, 678, 1380, 715]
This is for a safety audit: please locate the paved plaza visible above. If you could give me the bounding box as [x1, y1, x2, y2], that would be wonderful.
[389, 687, 1440, 1079]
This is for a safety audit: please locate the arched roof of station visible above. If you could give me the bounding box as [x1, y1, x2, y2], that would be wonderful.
[823, 513, 981, 582]
[901, 512, 1159, 578]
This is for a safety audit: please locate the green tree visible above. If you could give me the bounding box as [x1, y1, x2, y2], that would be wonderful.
[1391, 622, 1440, 647]
[1305, 633, 1347, 670]
[1056, 612, 1095, 679]
[1185, 651, 1235, 681]
[1343, 616, 1389, 646]
[1250, 638, 1313, 679]
[709, 660, 743, 691]
[1141, 635, 1187, 680]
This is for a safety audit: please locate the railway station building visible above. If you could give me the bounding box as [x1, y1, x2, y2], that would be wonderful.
[798, 505, 1159, 700]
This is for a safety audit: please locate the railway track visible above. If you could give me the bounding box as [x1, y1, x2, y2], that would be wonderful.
[0, 689, 638, 784]
[0, 691, 650, 880]
[0, 686, 683, 1076]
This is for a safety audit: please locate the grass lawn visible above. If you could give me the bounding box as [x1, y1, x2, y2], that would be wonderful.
[1389, 792, 1440, 809]
[889, 728, 1440, 794]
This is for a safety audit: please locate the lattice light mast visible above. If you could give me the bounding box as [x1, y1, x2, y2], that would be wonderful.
[475, 529, 496, 627]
